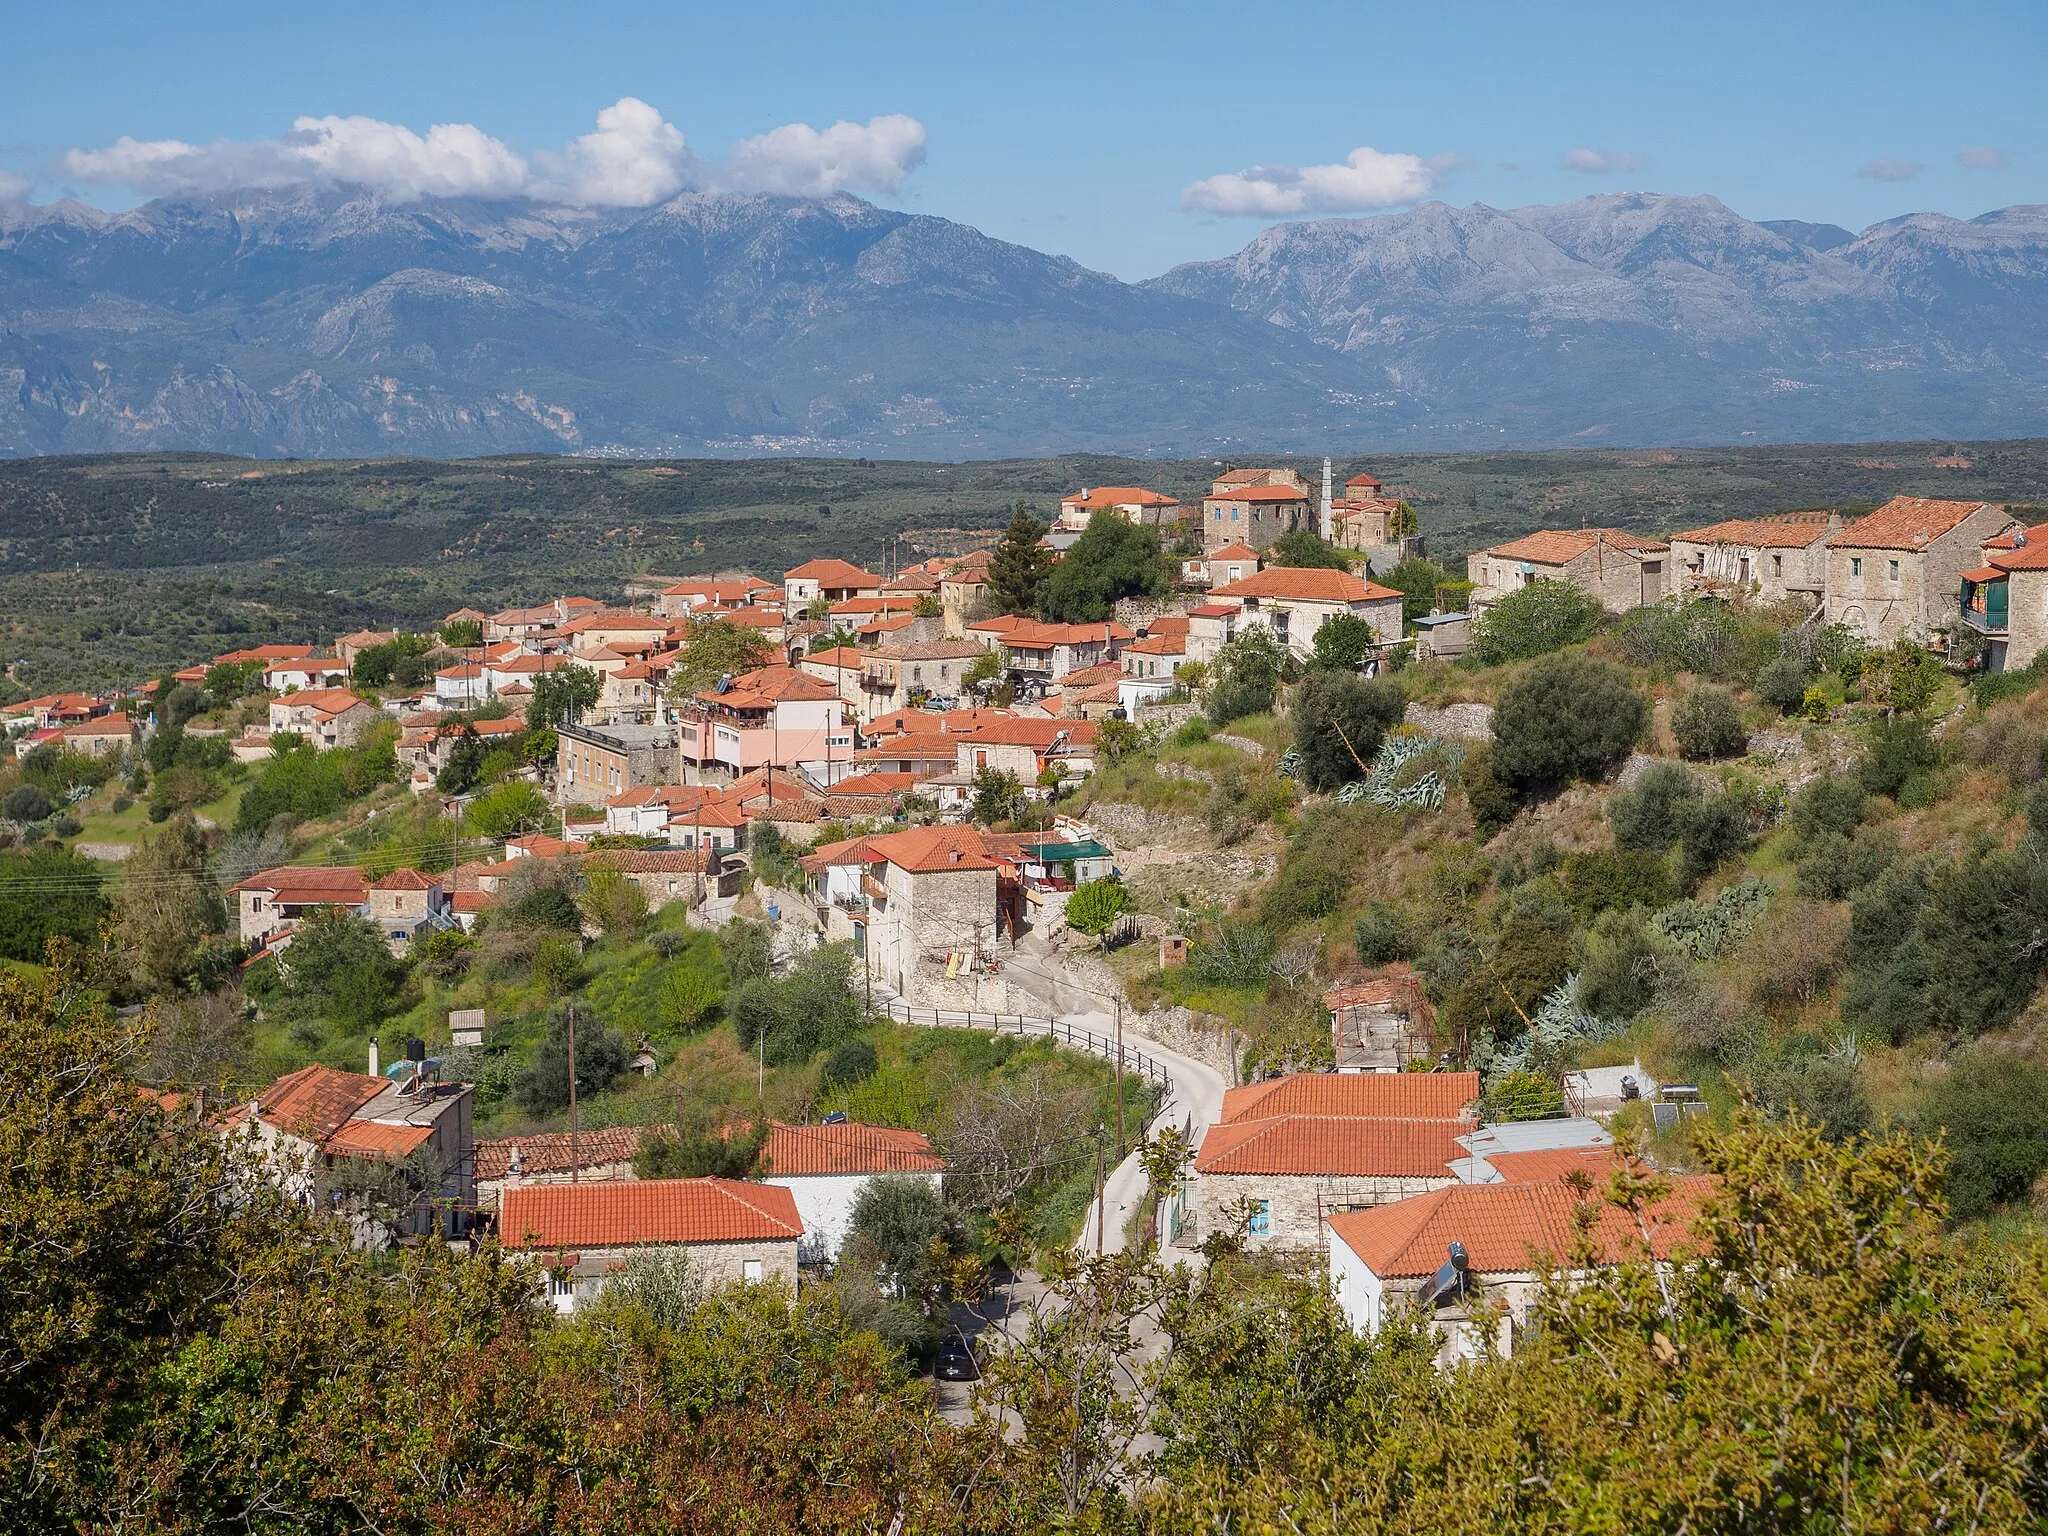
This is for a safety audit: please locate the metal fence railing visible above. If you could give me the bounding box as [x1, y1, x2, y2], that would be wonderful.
[879, 999, 1176, 1110]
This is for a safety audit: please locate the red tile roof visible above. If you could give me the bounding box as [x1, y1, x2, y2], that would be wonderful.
[323, 1119, 436, 1158]
[1221, 1072, 1480, 1124]
[275, 687, 367, 718]
[1210, 484, 1312, 503]
[823, 771, 934, 797]
[1207, 541, 1261, 561]
[1326, 1175, 1713, 1277]
[762, 1121, 944, 1177]
[863, 823, 1000, 873]
[785, 558, 884, 587]
[1195, 1114, 1467, 1178]
[1481, 1146, 1624, 1184]
[369, 867, 440, 891]
[230, 865, 371, 905]
[1124, 634, 1186, 656]
[1984, 522, 2048, 572]
[477, 1126, 646, 1181]
[1061, 486, 1180, 510]
[1212, 568, 1400, 604]
[1345, 472, 1383, 489]
[1828, 496, 2004, 552]
[697, 664, 840, 708]
[803, 645, 865, 670]
[1484, 529, 1669, 564]
[500, 1177, 803, 1249]
[246, 1065, 387, 1144]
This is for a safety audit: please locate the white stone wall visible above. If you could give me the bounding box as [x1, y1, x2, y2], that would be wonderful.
[767, 1169, 943, 1261]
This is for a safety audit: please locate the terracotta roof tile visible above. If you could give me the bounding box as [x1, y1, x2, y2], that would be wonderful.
[1194, 1115, 1467, 1177]
[762, 1121, 944, 1176]
[785, 558, 884, 587]
[1061, 486, 1180, 509]
[477, 1126, 646, 1182]
[1221, 1072, 1480, 1124]
[323, 1119, 436, 1158]
[862, 823, 1000, 873]
[246, 1065, 387, 1144]
[1210, 484, 1312, 503]
[1212, 568, 1400, 604]
[1484, 529, 1669, 564]
[500, 1177, 803, 1249]
[1326, 1175, 1713, 1277]
[1669, 516, 1834, 548]
[1828, 496, 2005, 552]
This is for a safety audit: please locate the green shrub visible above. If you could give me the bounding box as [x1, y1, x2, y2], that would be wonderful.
[820, 1039, 880, 1091]
[1190, 922, 1276, 988]
[1491, 654, 1646, 789]
[1607, 761, 1701, 852]
[1561, 849, 1677, 918]
[1752, 1051, 1873, 1144]
[1207, 627, 1286, 726]
[1678, 793, 1749, 887]
[1290, 671, 1404, 790]
[1459, 746, 1522, 841]
[1754, 655, 1815, 714]
[1353, 903, 1410, 965]
[1577, 909, 1664, 1019]
[1795, 826, 1898, 900]
[1484, 1070, 1567, 1121]
[515, 1008, 628, 1115]
[1914, 1050, 2048, 1220]
[1860, 716, 1939, 800]
[1170, 717, 1212, 747]
[509, 887, 581, 930]
[3, 784, 53, 823]
[1792, 776, 1867, 840]
[1672, 686, 1746, 761]
[1469, 580, 1603, 665]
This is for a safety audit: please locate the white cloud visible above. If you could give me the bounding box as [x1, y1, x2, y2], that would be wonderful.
[1178, 146, 1441, 217]
[535, 97, 695, 205]
[722, 114, 927, 196]
[1957, 145, 2013, 170]
[56, 100, 927, 207]
[1562, 148, 1645, 175]
[0, 169, 30, 202]
[1857, 157, 1925, 183]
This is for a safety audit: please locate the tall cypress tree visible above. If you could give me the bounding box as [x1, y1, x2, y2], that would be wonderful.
[986, 503, 1053, 615]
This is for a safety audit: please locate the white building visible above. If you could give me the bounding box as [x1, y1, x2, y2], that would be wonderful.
[760, 1120, 946, 1263]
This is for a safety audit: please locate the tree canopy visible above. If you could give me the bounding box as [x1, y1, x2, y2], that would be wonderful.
[1038, 514, 1169, 624]
[664, 618, 773, 699]
[986, 505, 1054, 616]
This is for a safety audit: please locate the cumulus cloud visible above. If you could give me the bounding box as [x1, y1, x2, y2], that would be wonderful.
[56, 99, 927, 207]
[1178, 146, 1441, 217]
[535, 97, 695, 204]
[1957, 145, 2013, 170]
[62, 115, 530, 199]
[0, 169, 30, 203]
[1857, 157, 1924, 183]
[1562, 148, 1645, 176]
[722, 114, 927, 196]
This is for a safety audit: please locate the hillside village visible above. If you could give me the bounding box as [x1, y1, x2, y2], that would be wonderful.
[13, 452, 2048, 1527]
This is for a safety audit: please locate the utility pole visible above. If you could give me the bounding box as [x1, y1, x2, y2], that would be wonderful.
[1093, 1123, 1107, 1256]
[757, 1017, 766, 1102]
[1114, 997, 1126, 1163]
[567, 1001, 580, 1184]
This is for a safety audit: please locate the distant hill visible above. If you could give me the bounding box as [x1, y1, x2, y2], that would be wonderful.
[4, 438, 2046, 692]
[2, 188, 2046, 458]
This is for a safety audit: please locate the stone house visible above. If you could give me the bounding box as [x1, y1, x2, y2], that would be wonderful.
[783, 558, 884, 614]
[366, 868, 450, 953]
[759, 1120, 945, 1264]
[586, 848, 715, 912]
[1182, 603, 1242, 666]
[1466, 529, 1670, 614]
[1329, 472, 1406, 552]
[1208, 567, 1406, 661]
[856, 641, 987, 721]
[1823, 495, 2016, 645]
[1056, 486, 1183, 533]
[1326, 1163, 1712, 1365]
[1182, 540, 1261, 590]
[555, 720, 678, 807]
[593, 659, 660, 724]
[231, 864, 372, 947]
[1668, 514, 1838, 606]
[226, 1062, 475, 1246]
[798, 645, 868, 710]
[1960, 519, 2048, 673]
[333, 629, 399, 666]
[655, 576, 776, 617]
[500, 1177, 803, 1313]
[954, 717, 1098, 783]
[1171, 1072, 1480, 1252]
[1202, 468, 1315, 554]
[268, 688, 381, 749]
[851, 825, 1001, 1005]
[61, 714, 139, 757]
[939, 552, 992, 635]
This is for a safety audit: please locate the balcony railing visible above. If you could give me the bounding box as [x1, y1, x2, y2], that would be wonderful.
[1959, 605, 2008, 635]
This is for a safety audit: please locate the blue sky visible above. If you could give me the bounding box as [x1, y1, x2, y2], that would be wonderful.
[5, 0, 2044, 279]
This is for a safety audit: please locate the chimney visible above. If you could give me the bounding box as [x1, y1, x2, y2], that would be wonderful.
[367, 1037, 380, 1078]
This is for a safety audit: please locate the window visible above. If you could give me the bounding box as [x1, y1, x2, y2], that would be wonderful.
[1851, 557, 1863, 578]
[548, 1273, 574, 1300]
[1888, 560, 1900, 582]
[1248, 1199, 1271, 1237]
[1232, 508, 1240, 521]
[742, 1258, 764, 1282]
[1772, 554, 1783, 576]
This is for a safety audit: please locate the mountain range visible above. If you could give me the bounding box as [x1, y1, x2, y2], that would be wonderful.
[2, 187, 2044, 458]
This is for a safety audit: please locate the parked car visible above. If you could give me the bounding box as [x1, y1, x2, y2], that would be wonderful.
[933, 1328, 982, 1382]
